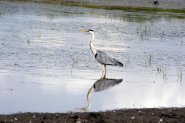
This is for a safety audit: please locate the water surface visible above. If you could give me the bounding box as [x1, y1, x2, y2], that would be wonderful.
[0, 1, 185, 114]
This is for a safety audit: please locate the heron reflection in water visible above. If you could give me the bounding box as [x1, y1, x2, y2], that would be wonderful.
[78, 78, 123, 111]
[80, 29, 123, 78]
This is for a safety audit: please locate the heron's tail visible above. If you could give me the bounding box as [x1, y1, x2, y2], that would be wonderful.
[115, 61, 124, 67]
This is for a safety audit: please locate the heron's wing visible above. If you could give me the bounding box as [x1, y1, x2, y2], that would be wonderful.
[94, 78, 123, 92]
[95, 50, 123, 66]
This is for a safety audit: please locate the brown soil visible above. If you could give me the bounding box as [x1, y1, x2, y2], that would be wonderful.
[0, 108, 185, 123]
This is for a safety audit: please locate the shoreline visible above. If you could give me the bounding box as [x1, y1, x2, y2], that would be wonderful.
[0, 107, 185, 123]
[0, 1, 185, 122]
[59, 0, 185, 13]
[2, 0, 185, 13]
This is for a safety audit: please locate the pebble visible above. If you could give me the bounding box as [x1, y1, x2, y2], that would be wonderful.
[168, 110, 172, 112]
[76, 118, 81, 123]
[158, 118, 163, 123]
[138, 110, 143, 115]
[131, 116, 135, 120]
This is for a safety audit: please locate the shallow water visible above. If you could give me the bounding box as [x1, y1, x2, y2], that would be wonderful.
[0, 1, 185, 114]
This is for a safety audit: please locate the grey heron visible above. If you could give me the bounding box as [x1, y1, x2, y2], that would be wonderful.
[77, 78, 123, 111]
[80, 29, 123, 78]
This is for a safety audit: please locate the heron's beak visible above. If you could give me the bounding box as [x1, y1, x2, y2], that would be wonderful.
[79, 29, 88, 32]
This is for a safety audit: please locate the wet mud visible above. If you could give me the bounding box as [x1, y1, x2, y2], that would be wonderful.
[0, 1, 185, 115]
[0, 108, 185, 123]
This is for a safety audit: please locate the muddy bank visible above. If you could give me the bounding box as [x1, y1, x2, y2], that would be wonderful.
[60, 1, 185, 13]
[0, 108, 185, 123]
[10, 0, 185, 13]
[0, 1, 185, 122]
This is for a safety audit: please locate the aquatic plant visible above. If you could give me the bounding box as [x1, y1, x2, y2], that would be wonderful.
[148, 54, 152, 66]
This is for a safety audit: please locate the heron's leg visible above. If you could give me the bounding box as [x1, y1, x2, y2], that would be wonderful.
[101, 64, 105, 78]
[101, 65, 106, 78]
[104, 65, 107, 77]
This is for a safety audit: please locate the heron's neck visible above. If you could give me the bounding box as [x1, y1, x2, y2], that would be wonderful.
[90, 41, 97, 55]
[90, 31, 95, 41]
[89, 32, 96, 55]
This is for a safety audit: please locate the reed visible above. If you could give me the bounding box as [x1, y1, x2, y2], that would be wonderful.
[148, 54, 152, 66]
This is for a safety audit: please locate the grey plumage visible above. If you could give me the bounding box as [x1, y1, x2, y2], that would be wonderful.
[81, 78, 122, 111]
[95, 50, 123, 67]
[81, 29, 123, 78]
[93, 78, 123, 92]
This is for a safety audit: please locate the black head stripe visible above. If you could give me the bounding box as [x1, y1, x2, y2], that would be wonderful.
[93, 83, 96, 88]
[95, 53, 98, 58]
[88, 29, 94, 32]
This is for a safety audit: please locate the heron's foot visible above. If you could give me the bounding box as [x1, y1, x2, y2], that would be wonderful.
[75, 107, 88, 112]
[101, 73, 106, 79]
